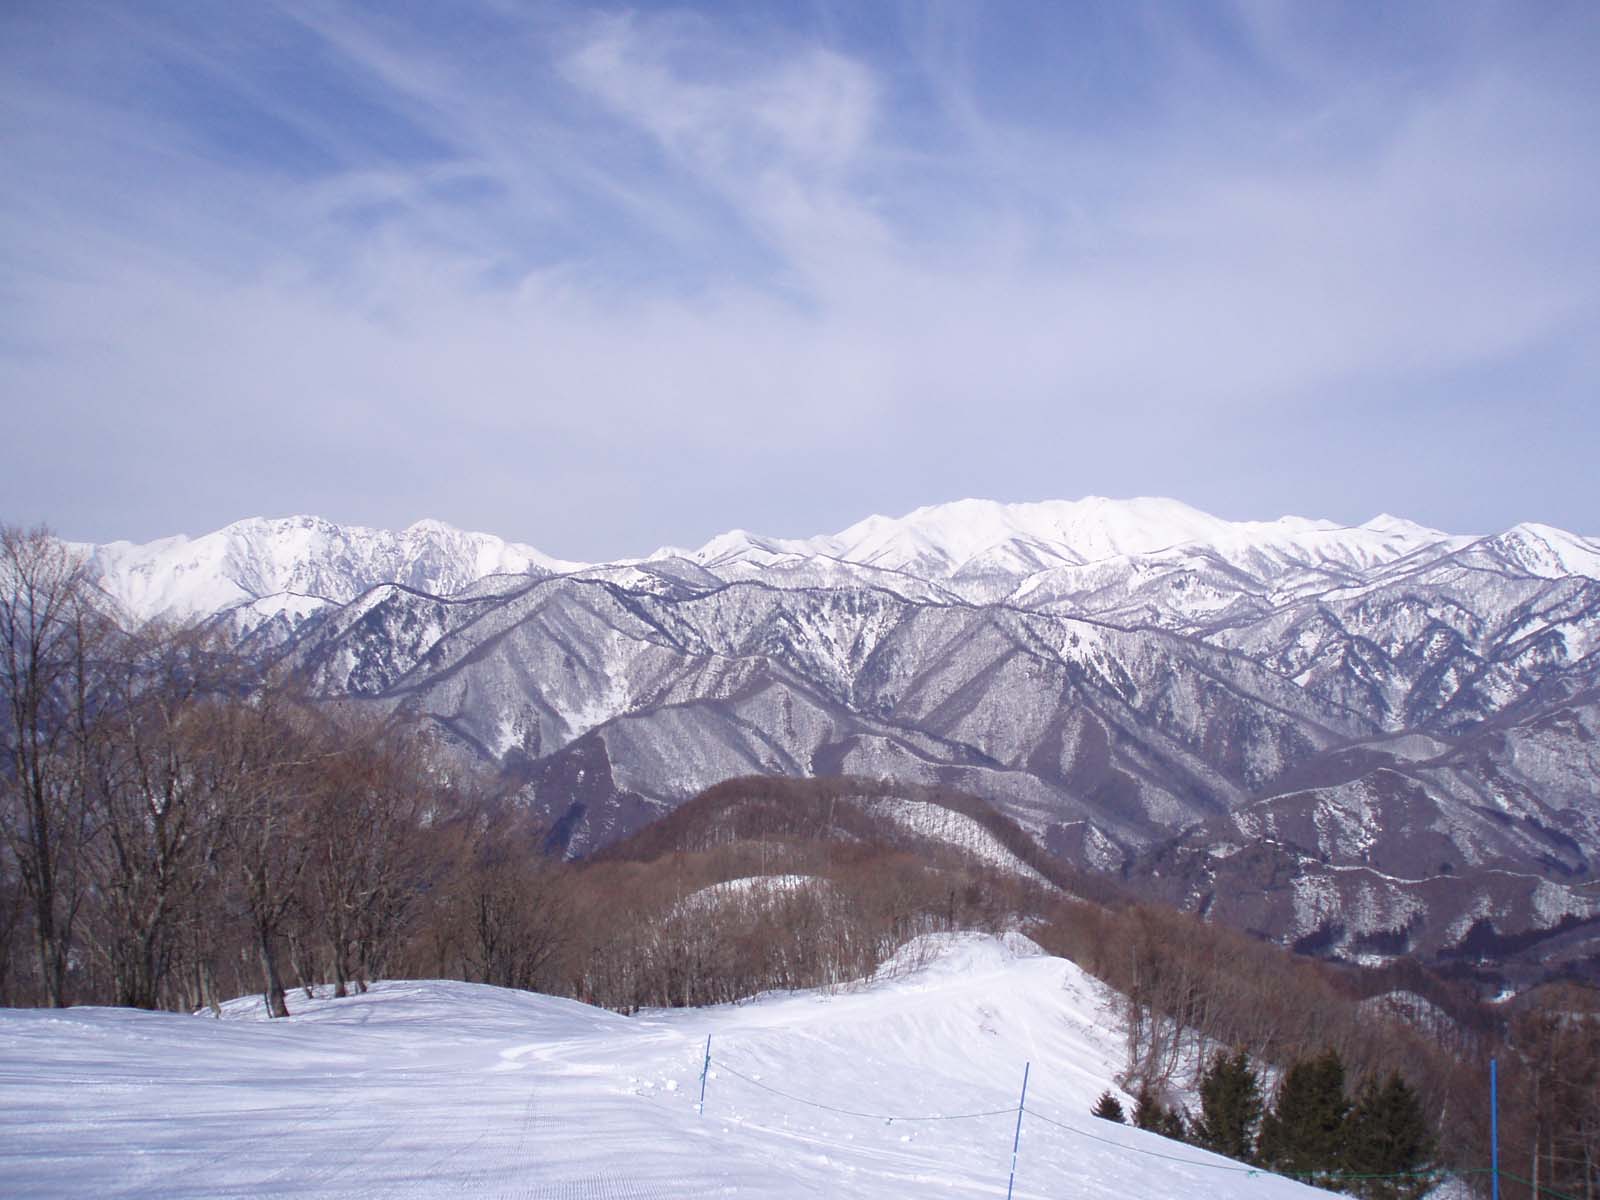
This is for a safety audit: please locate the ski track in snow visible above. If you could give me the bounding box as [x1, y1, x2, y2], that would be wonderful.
[0, 935, 1336, 1199]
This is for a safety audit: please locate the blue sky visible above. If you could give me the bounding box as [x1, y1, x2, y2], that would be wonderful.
[2, 0, 1596, 555]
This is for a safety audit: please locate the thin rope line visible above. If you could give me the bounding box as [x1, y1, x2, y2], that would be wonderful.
[1499, 1170, 1586, 1200]
[1019, 1106, 1260, 1174]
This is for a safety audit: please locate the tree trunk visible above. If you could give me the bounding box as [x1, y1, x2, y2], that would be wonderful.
[258, 928, 289, 1018]
[287, 930, 315, 1000]
[201, 958, 222, 1019]
[34, 904, 67, 1008]
[112, 919, 165, 1010]
[332, 940, 349, 999]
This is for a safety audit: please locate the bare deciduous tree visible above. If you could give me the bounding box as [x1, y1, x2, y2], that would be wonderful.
[304, 714, 431, 997]
[208, 682, 319, 1019]
[0, 525, 101, 1006]
[83, 625, 230, 1008]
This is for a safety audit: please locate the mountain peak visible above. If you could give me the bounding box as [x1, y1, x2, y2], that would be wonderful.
[82, 515, 582, 624]
[1360, 513, 1450, 538]
[1478, 522, 1600, 579]
[822, 496, 1274, 575]
[669, 496, 1472, 583]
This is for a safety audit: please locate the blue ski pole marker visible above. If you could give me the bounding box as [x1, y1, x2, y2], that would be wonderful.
[1006, 1062, 1030, 1200]
[698, 1034, 712, 1118]
[1490, 1057, 1499, 1200]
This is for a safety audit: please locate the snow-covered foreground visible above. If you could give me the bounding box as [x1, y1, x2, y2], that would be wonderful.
[0, 934, 1330, 1198]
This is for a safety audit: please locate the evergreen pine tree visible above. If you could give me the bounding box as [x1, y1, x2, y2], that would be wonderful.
[1133, 1086, 1161, 1131]
[1092, 1090, 1126, 1123]
[1133, 1085, 1186, 1139]
[1343, 1072, 1434, 1200]
[1258, 1049, 1350, 1184]
[1192, 1049, 1263, 1163]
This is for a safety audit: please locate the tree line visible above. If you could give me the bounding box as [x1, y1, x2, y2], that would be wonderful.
[1041, 895, 1600, 1200]
[1, 524, 541, 1014]
[1096, 1047, 1434, 1198]
[0, 527, 1053, 1014]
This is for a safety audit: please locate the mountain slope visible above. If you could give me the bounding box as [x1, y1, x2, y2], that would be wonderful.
[293, 573, 1371, 855]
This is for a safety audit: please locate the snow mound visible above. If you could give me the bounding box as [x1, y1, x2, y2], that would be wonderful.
[879, 929, 1047, 981]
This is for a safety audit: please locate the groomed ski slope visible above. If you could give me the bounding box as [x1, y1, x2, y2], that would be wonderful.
[0, 933, 1333, 1198]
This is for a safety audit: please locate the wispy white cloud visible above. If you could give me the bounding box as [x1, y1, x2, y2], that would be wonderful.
[2, 1, 1596, 551]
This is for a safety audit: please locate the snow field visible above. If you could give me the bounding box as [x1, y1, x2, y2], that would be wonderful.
[0, 933, 1333, 1198]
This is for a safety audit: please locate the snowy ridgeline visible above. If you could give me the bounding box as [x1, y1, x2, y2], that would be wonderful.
[85, 498, 1600, 629]
[0, 933, 1337, 1199]
[857, 798, 1053, 886]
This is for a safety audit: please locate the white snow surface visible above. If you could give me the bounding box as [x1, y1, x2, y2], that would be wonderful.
[0, 934, 1332, 1199]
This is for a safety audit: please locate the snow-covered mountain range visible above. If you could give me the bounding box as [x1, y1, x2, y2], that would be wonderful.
[83, 497, 1489, 626]
[77, 498, 1600, 988]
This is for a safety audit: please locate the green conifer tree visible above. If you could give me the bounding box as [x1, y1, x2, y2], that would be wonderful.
[1092, 1090, 1126, 1123]
[1192, 1049, 1263, 1163]
[1343, 1072, 1434, 1200]
[1159, 1106, 1187, 1141]
[1133, 1086, 1161, 1131]
[1133, 1086, 1186, 1139]
[1258, 1049, 1350, 1185]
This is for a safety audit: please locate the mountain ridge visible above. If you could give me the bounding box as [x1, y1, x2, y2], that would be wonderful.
[78, 513, 588, 626]
[78, 496, 1600, 628]
[57, 496, 1600, 989]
